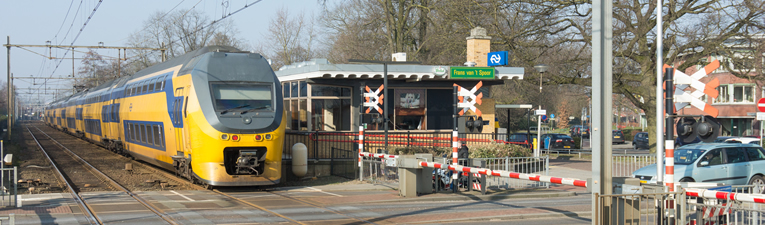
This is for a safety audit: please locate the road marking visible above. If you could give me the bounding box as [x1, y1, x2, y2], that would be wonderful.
[306, 187, 343, 197]
[171, 190, 195, 201]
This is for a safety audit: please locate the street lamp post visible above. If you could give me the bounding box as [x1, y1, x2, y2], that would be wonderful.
[534, 64, 549, 157]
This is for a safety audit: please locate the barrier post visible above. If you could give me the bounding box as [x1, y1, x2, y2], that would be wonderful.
[452, 86, 459, 193]
[359, 126, 364, 181]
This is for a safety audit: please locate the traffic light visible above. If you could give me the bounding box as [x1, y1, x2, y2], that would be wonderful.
[695, 116, 720, 142]
[675, 116, 720, 143]
[676, 117, 697, 143]
[371, 114, 384, 124]
[464, 116, 484, 133]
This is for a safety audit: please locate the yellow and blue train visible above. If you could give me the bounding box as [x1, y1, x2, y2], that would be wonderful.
[44, 46, 286, 187]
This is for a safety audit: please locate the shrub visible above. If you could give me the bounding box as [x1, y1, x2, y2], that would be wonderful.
[573, 136, 581, 149]
[390, 146, 451, 157]
[468, 142, 532, 158]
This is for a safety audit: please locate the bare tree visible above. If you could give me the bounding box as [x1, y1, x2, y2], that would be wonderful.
[261, 7, 318, 70]
[126, 9, 248, 73]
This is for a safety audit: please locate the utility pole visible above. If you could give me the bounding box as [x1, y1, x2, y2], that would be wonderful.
[6, 36, 11, 139]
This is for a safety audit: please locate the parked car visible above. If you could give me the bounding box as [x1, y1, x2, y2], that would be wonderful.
[632, 143, 765, 193]
[540, 133, 575, 150]
[724, 137, 760, 144]
[507, 132, 537, 149]
[612, 130, 626, 145]
[633, 132, 649, 150]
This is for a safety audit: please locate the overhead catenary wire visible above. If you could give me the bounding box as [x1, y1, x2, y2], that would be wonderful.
[44, 0, 104, 87]
[127, 0, 264, 64]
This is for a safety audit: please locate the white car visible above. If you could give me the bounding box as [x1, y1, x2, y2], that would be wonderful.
[724, 137, 760, 144]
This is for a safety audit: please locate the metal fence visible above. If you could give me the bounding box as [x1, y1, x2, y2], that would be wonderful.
[330, 147, 357, 179]
[598, 184, 765, 225]
[0, 167, 18, 207]
[595, 190, 686, 225]
[612, 154, 657, 177]
[684, 185, 765, 225]
[362, 158, 398, 187]
[447, 156, 550, 190]
[283, 131, 522, 160]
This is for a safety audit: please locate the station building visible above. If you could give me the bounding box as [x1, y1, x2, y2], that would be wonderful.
[274, 27, 525, 133]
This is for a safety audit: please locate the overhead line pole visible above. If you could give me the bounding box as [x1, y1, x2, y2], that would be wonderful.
[6, 36, 11, 139]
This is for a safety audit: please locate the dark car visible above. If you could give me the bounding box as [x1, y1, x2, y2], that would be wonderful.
[633, 132, 649, 149]
[612, 130, 626, 144]
[541, 133, 575, 150]
[507, 132, 537, 149]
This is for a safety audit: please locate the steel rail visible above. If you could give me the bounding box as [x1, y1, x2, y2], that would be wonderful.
[38, 124, 203, 191]
[25, 127, 101, 225]
[213, 189, 377, 225]
[29, 126, 179, 225]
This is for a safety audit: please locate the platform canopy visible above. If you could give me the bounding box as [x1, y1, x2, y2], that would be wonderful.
[275, 59, 524, 82]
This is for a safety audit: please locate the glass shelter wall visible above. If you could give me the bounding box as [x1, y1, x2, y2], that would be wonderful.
[282, 80, 453, 131]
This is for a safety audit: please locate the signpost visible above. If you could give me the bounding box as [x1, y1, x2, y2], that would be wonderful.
[450, 67, 495, 79]
[758, 98, 765, 146]
[487, 51, 508, 66]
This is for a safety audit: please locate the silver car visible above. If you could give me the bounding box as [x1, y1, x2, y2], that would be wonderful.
[632, 143, 765, 193]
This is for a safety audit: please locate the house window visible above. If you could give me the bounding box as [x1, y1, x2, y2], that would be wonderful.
[714, 86, 729, 103]
[733, 85, 754, 103]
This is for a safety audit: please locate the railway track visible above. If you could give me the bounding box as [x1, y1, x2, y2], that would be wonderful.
[29, 122, 375, 224]
[26, 125, 179, 225]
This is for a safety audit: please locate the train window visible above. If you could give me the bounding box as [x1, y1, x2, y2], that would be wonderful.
[159, 125, 164, 147]
[154, 79, 162, 91]
[140, 124, 147, 143]
[112, 104, 119, 122]
[148, 80, 155, 92]
[142, 81, 148, 94]
[126, 124, 132, 141]
[132, 123, 138, 142]
[131, 85, 136, 96]
[146, 125, 154, 145]
[161, 76, 167, 90]
[152, 125, 160, 146]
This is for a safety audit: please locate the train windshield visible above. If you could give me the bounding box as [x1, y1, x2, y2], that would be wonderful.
[211, 83, 273, 112]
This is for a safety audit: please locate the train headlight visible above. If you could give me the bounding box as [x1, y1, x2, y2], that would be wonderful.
[232, 135, 240, 142]
[254, 134, 263, 141]
[221, 134, 229, 140]
[265, 134, 272, 140]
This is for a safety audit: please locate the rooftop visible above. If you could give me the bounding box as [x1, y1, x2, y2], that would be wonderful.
[275, 58, 524, 82]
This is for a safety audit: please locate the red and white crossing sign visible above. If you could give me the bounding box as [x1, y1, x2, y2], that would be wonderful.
[454, 81, 484, 117]
[758, 98, 765, 112]
[669, 60, 720, 117]
[363, 85, 384, 114]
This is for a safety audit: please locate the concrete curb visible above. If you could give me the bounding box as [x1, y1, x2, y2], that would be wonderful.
[410, 211, 593, 224]
[369, 190, 583, 203]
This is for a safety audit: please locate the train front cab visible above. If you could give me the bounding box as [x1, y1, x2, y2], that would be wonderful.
[174, 51, 285, 187]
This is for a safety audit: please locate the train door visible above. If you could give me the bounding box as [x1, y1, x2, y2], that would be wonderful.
[172, 87, 187, 156]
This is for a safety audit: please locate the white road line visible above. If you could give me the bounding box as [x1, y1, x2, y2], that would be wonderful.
[171, 190, 195, 201]
[306, 187, 343, 197]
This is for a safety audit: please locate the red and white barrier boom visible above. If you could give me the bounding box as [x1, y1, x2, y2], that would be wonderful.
[686, 188, 765, 204]
[359, 152, 399, 159]
[419, 161, 588, 188]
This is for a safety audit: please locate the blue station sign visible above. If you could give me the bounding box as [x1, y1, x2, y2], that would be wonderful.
[487, 51, 508, 66]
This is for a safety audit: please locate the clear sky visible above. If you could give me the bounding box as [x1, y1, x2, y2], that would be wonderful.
[1, 0, 323, 105]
